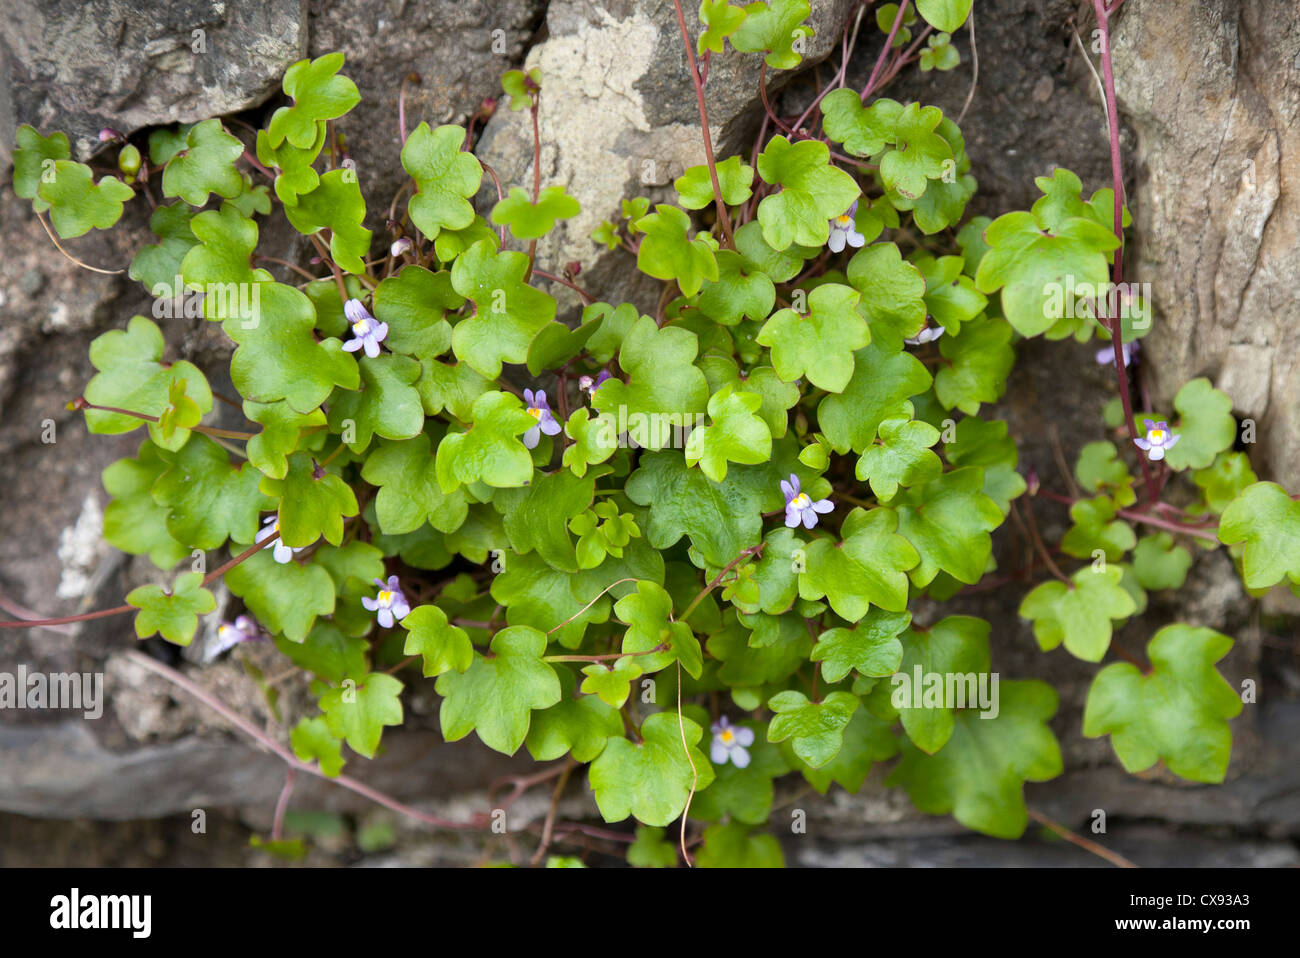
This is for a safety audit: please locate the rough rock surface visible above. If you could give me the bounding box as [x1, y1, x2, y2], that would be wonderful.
[473, 0, 858, 312]
[0, 0, 307, 163]
[1111, 0, 1300, 492]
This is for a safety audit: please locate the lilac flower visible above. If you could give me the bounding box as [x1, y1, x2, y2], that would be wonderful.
[390, 237, 413, 257]
[905, 324, 945, 346]
[1095, 339, 1138, 368]
[255, 514, 304, 564]
[827, 201, 866, 254]
[361, 575, 411, 629]
[522, 388, 562, 449]
[341, 298, 388, 358]
[781, 473, 834, 530]
[1134, 419, 1181, 462]
[710, 716, 755, 768]
[205, 614, 265, 663]
[578, 370, 612, 400]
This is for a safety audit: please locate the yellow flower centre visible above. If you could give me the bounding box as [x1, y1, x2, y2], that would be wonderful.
[1148, 429, 1166, 444]
[791, 493, 811, 509]
[527, 406, 543, 420]
[720, 729, 735, 745]
[218, 624, 235, 639]
[835, 215, 853, 228]
[377, 590, 394, 605]
[351, 318, 371, 336]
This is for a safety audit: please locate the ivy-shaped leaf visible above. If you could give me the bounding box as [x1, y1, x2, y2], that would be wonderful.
[401, 122, 483, 240]
[674, 155, 754, 210]
[730, 0, 814, 69]
[161, 118, 244, 207]
[491, 185, 580, 240]
[1218, 481, 1300, 590]
[283, 169, 373, 274]
[450, 240, 557, 377]
[757, 282, 868, 392]
[766, 690, 858, 768]
[319, 672, 404, 759]
[401, 605, 473, 677]
[435, 390, 537, 492]
[36, 160, 134, 238]
[756, 135, 860, 250]
[634, 204, 719, 296]
[259, 451, 359, 548]
[1019, 565, 1137, 662]
[266, 53, 361, 149]
[798, 507, 919, 620]
[588, 712, 716, 826]
[686, 384, 772, 482]
[811, 609, 910, 683]
[126, 571, 216, 646]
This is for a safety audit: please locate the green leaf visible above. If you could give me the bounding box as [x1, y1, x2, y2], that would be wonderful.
[846, 242, 927, 338]
[326, 354, 424, 453]
[1218, 481, 1300, 590]
[696, 822, 785, 868]
[283, 169, 373, 274]
[855, 414, 941, 500]
[291, 716, 345, 777]
[102, 441, 190, 568]
[580, 657, 643, 708]
[698, 0, 748, 54]
[1131, 532, 1193, 590]
[811, 609, 910, 683]
[361, 434, 469, 535]
[615, 580, 703, 678]
[450, 240, 557, 377]
[226, 550, 335, 641]
[588, 712, 715, 826]
[243, 400, 328, 481]
[83, 316, 213, 452]
[934, 316, 1015, 415]
[151, 435, 273, 549]
[129, 203, 198, 293]
[416, 359, 491, 423]
[319, 672, 403, 759]
[1084, 625, 1242, 782]
[36, 160, 134, 238]
[891, 468, 1003, 585]
[1060, 495, 1136, 561]
[798, 507, 919, 620]
[879, 102, 953, 200]
[126, 571, 215, 645]
[633, 204, 718, 296]
[627, 825, 679, 867]
[12, 125, 70, 212]
[490, 185, 580, 240]
[526, 666, 624, 762]
[626, 451, 763, 568]
[975, 209, 1120, 337]
[915, 0, 971, 32]
[734, 219, 818, 281]
[756, 135, 860, 250]
[766, 690, 858, 768]
[267, 53, 361, 149]
[259, 451, 359, 548]
[820, 91, 901, 157]
[1193, 452, 1257, 515]
[494, 468, 596, 572]
[435, 390, 537, 492]
[1075, 440, 1136, 507]
[256, 121, 324, 204]
[943, 415, 1026, 514]
[888, 680, 1062, 838]
[372, 266, 461, 358]
[817, 329, 932, 453]
[757, 282, 868, 392]
[696, 250, 775, 326]
[161, 118, 244, 207]
[401, 605, 473, 677]
[686, 384, 772, 482]
[795, 708, 898, 794]
[592, 315, 709, 448]
[894, 615, 992, 753]
[919, 31, 961, 71]
[401, 122, 483, 239]
[435, 626, 562, 754]
[1019, 565, 1137, 662]
[674, 155, 753, 210]
[275, 621, 367, 684]
[223, 283, 359, 413]
[730, 0, 813, 69]
[1162, 378, 1237, 471]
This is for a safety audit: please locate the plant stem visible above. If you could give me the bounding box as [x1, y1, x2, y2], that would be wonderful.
[679, 543, 764, 622]
[73, 398, 256, 440]
[671, 0, 736, 249]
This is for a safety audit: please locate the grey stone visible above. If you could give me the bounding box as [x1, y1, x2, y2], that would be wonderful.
[0, 0, 308, 163]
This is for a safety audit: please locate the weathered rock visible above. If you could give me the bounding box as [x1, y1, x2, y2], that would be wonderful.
[1111, 0, 1300, 490]
[473, 0, 858, 312]
[0, 0, 307, 162]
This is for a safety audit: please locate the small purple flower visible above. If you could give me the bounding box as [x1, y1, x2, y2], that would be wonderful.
[342, 298, 389, 358]
[711, 716, 755, 768]
[206, 614, 265, 663]
[1134, 418, 1181, 462]
[522, 388, 563, 449]
[1095, 339, 1138, 368]
[905, 325, 945, 346]
[578, 370, 612, 400]
[255, 514, 304, 564]
[781, 473, 833, 530]
[827, 201, 866, 254]
[390, 237, 413, 257]
[361, 575, 411, 629]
